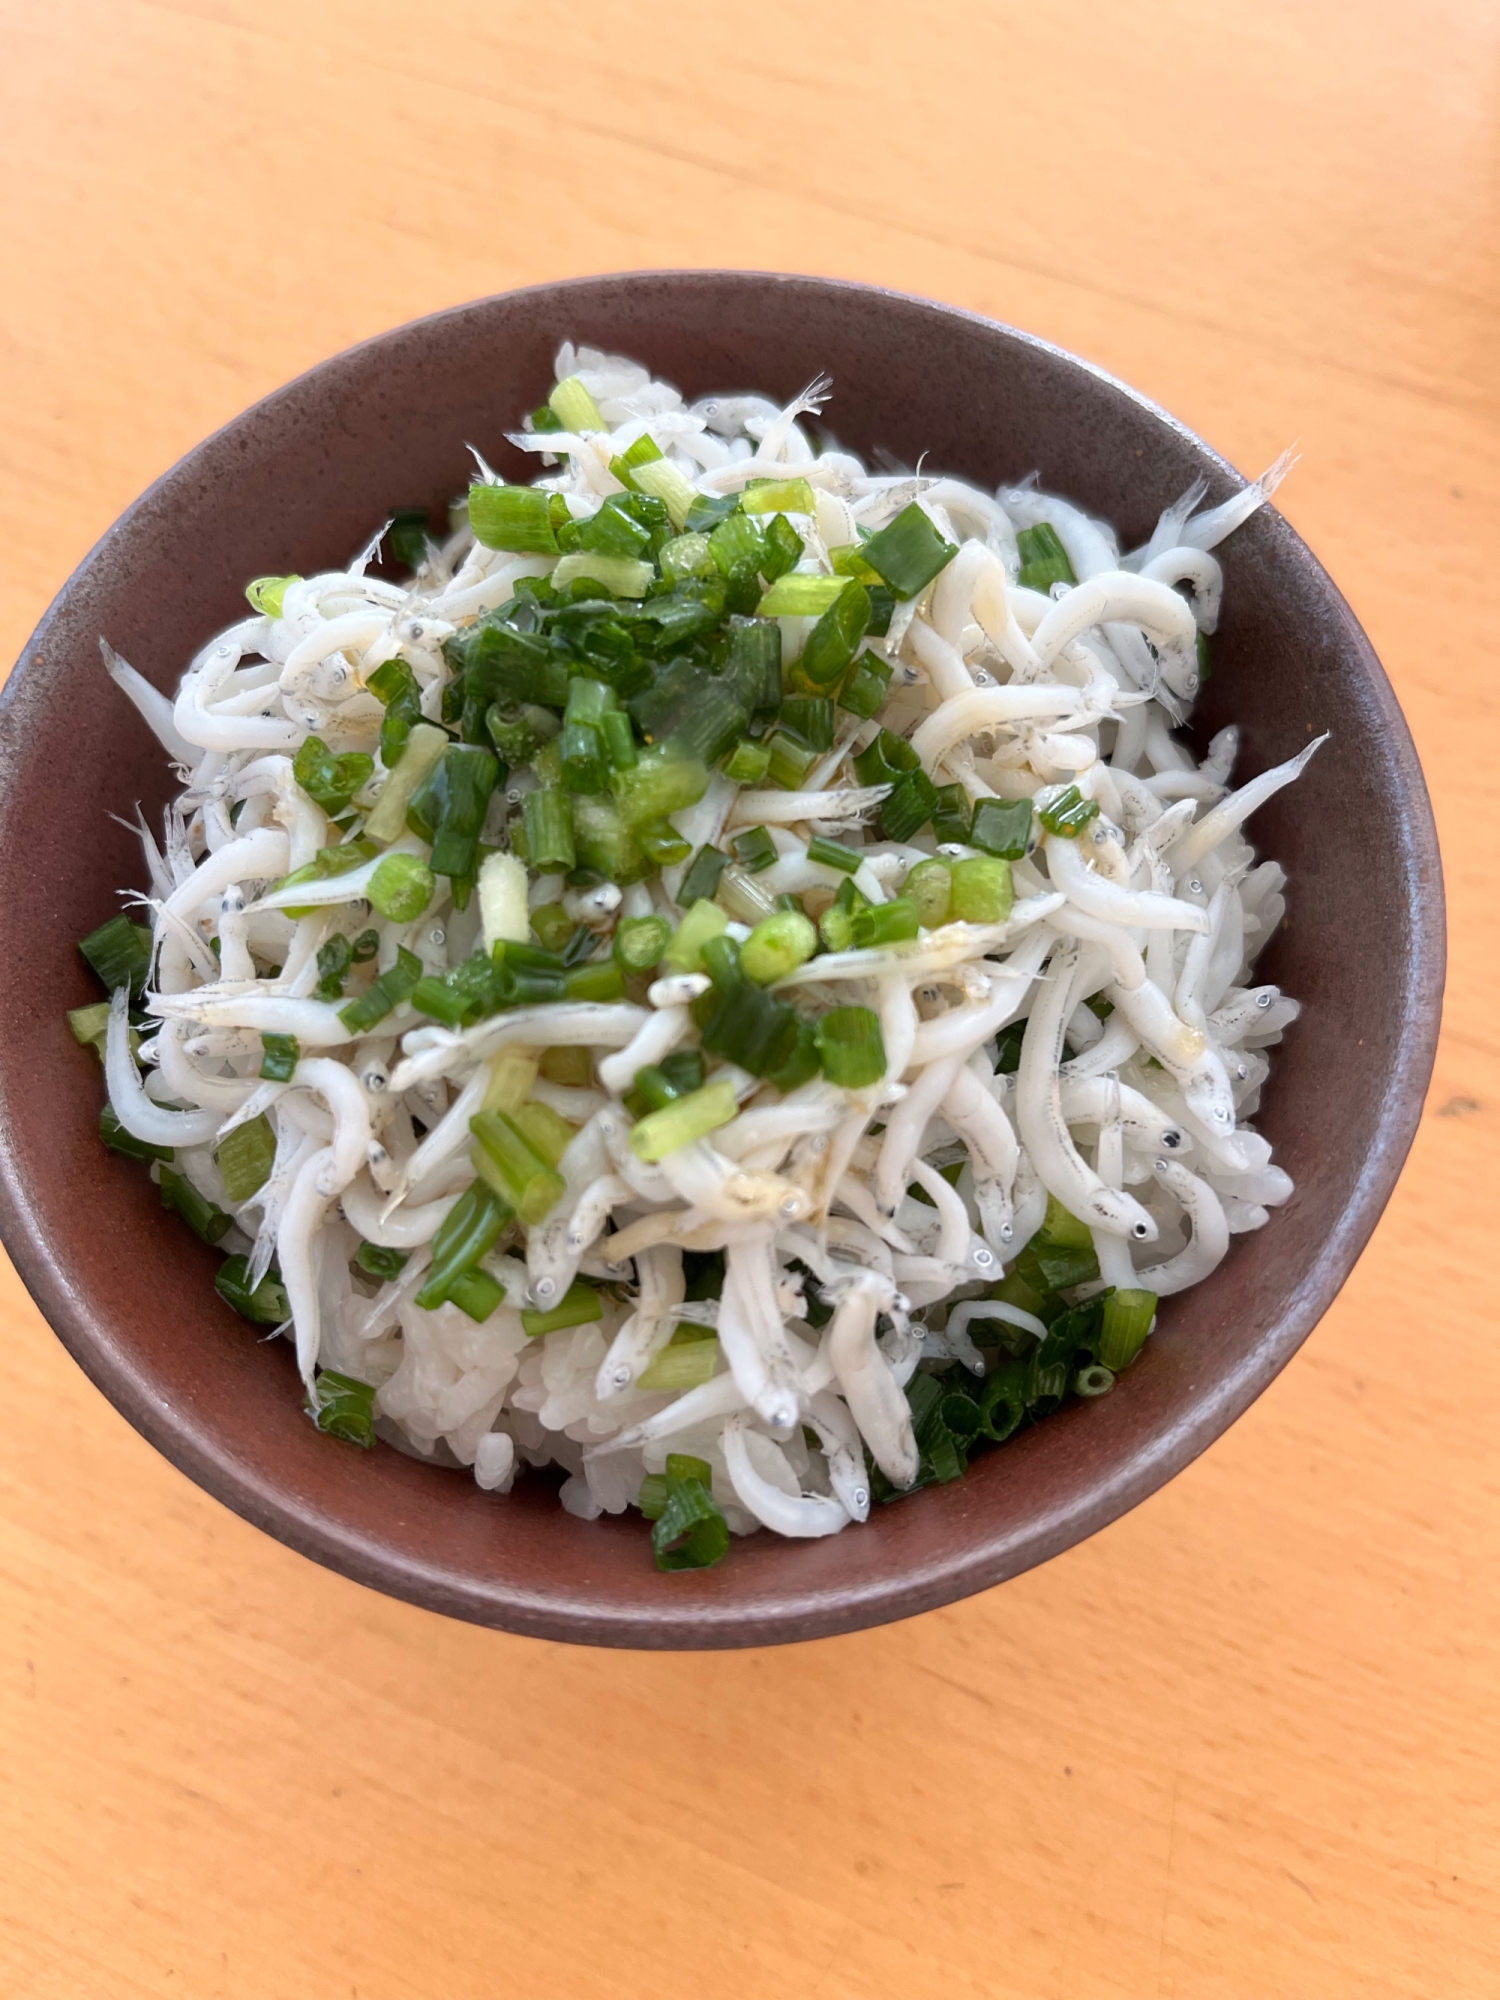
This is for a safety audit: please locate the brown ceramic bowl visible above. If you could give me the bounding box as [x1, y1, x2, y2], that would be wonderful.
[0, 273, 1444, 1648]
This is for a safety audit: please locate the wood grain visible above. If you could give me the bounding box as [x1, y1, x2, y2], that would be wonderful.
[1, 1, 1495, 1993]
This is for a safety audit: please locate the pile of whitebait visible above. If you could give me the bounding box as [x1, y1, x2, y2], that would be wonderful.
[73, 344, 1319, 1569]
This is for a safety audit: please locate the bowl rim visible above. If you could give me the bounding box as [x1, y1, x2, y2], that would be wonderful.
[0, 270, 1446, 1647]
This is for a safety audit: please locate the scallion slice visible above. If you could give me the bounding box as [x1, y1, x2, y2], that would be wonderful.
[722, 739, 771, 784]
[679, 844, 730, 906]
[816, 1005, 887, 1088]
[859, 502, 957, 597]
[368, 853, 435, 923]
[663, 899, 730, 974]
[651, 1455, 730, 1570]
[969, 795, 1033, 859]
[158, 1166, 233, 1245]
[949, 855, 1014, 925]
[732, 826, 778, 873]
[805, 835, 859, 874]
[355, 1240, 408, 1282]
[215, 1255, 291, 1326]
[522, 789, 576, 873]
[469, 483, 561, 556]
[904, 858, 952, 927]
[100, 1103, 173, 1164]
[851, 898, 919, 949]
[521, 1280, 603, 1338]
[548, 375, 606, 432]
[338, 945, 423, 1033]
[1037, 784, 1100, 837]
[1097, 1289, 1158, 1372]
[628, 456, 699, 531]
[637, 1333, 720, 1393]
[245, 574, 300, 618]
[79, 914, 154, 996]
[1015, 522, 1077, 593]
[216, 1114, 276, 1203]
[308, 1370, 376, 1448]
[470, 1109, 567, 1224]
[614, 915, 672, 974]
[741, 476, 816, 517]
[758, 573, 851, 617]
[739, 909, 818, 985]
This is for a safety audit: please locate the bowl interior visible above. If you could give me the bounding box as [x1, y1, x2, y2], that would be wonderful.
[0, 273, 1443, 1646]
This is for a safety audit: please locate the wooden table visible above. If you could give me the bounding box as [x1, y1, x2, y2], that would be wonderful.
[2, 3, 1494, 1993]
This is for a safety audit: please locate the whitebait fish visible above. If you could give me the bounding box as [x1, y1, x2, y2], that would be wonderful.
[69, 345, 1314, 1572]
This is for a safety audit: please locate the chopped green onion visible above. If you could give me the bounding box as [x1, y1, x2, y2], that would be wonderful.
[830, 543, 882, 582]
[664, 899, 730, 973]
[549, 374, 606, 432]
[570, 793, 646, 883]
[724, 617, 783, 716]
[685, 491, 739, 533]
[447, 1267, 506, 1324]
[931, 783, 972, 845]
[608, 431, 664, 489]
[470, 1109, 566, 1224]
[741, 476, 816, 516]
[315, 933, 353, 1000]
[510, 1099, 575, 1168]
[760, 513, 804, 582]
[293, 736, 374, 812]
[258, 1040, 300, 1088]
[665, 681, 750, 770]
[659, 532, 716, 583]
[806, 834, 859, 874]
[758, 573, 851, 617]
[817, 875, 869, 951]
[1037, 784, 1101, 838]
[764, 730, 818, 790]
[722, 739, 771, 784]
[386, 507, 433, 570]
[522, 789, 576, 873]
[638, 1333, 720, 1392]
[837, 654, 893, 720]
[216, 1114, 276, 1203]
[521, 1280, 603, 1338]
[628, 456, 699, 530]
[679, 845, 729, 907]
[368, 853, 435, 924]
[364, 720, 450, 843]
[101, 1102, 172, 1164]
[612, 746, 710, 829]
[801, 581, 871, 688]
[245, 574, 300, 618]
[1074, 1364, 1115, 1397]
[859, 502, 957, 597]
[1015, 522, 1077, 593]
[696, 975, 800, 1077]
[631, 1063, 686, 1112]
[428, 746, 499, 885]
[529, 903, 574, 955]
[1098, 1288, 1158, 1372]
[708, 511, 764, 576]
[614, 915, 672, 973]
[768, 1017, 821, 1092]
[468, 482, 561, 555]
[732, 826, 778, 873]
[366, 657, 424, 768]
[630, 1077, 739, 1162]
[904, 858, 953, 926]
[338, 945, 423, 1032]
[651, 1455, 730, 1571]
[564, 958, 625, 1003]
[853, 728, 920, 785]
[80, 914, 154, 996]
[308, 1370, 376, 1448]
[969, 795, 1033, 859]
[851, 898, 919, 948]
[158, 1165, 233, 1245]
[355, 1240, 408, 1282]
[816, 1005, 886, 1088]
[779, 696, 836, 752]
[416, 1182, 512, 1308]
[529, 404, 564, 434]
[551, 551, 654, 598]
[351, 929, 380, 963]
[560, 718, 608, 795]
[739, 909, 818, 985]
[67, 1000, 112, 1046]
[215, 1254, 290, 1326]
[950, 855, 1014, 925]
[879, 769, 940, 843]
[600, 709, 638, 773]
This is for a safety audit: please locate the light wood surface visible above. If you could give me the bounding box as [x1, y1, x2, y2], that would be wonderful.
[2, 3, 1496, 1993]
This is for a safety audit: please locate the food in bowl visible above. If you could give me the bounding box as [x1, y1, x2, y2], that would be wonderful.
[71, 342, 1319, 1570]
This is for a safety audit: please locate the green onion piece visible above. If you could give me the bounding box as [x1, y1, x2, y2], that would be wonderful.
[158, 1165, 233, 1245]
[679, 845, 729, 906]
[764, 730, 818, 790]
[851, 898, 919, 949]
[316, 933, 353, 1000]
[651, 1456, 729, 1571]
[258, 1032, 300, 1080]
[659, 532, 716, 583]
[530, 404, 564, 434]
[521, 1280, 603, 1338]
[600, 709, 638, 773]
[859, 502, 958, 597]
[684, 492, 739, 533]
[245, 574, 300, 618]
[368, 853, 435, 923]
[631, 1063, 685, 1112]
[564, 959, 625, 1003]
[817, 876, 868, 951]
[768, 1017, 821, 1092]
[416, 1181, 512, 1308]
[67, 1001, 111, 1046]
[760, 513, 803, 583]
[630, 1078, 739, 1162]
[366, 657, 424, 768]
[216, 1114, 276, 1203]
[1074, 1363, 1115, 1397]
[614, 915, 672, 973]
[816, 1005, 887, 1088]
[710, 864, 773, 928]
[510, 1099, 575, 1168]
[386, 507, 433, 570]
[806, 834, 859, 874]
[1097, 1288, 1158, 1372]
[852, 728, 920, 785]
[830, 543, 882, 582]
[708, 511, 764, 576]
[570, 793, 647, 884]
[724, 616, 783, 716]
[950, 855, 1014, 925]
[663, 899, 729, 974]
[1015, 522, 1077, 593]
[578, 494, 653, 560]
[801, 582, 871, 688]
[638, 1334, 720, 1393]
[634, 817, 687, 868]
[696, 976, 800, 1078]
[308, 1370, 376, 1448]
[779, 696, 836, 752]
[551, 551, 654, 599]
[637, 1473, 669, 1518]
[1037, 784, 1101, 838]
[758, 573, 851, 617]
[608, 432, 664, 489]
[468, 482, 561, 555]
[931, 783, 972, 845]
[412, 954, 509, 1028]
[365, 721, 450, 843]
[529, 903, 574, 955]
[355, 1240, 408, 1282]
[629, 456, 698, 530]
[338, 945, 423, 1032]
[969, 795, 1033, 859]
[739, 910, 818, 985]
[522, 789, 576, 872]
[722, 739, 771, 785]
[741, 476, 816, 516]
[837, 655, 893, 720]
[101, 1102, 172, 1164]
[732, 826, 778, 873]
[428, 746, 499, 883]
[351, 929, 380, 963]
[470, 1109, 566, 1224]
[612, 747, 710, 829]
[293, 736, 374, 813]
[215, 1254, 290, 1326]
[80, 914, 154, 996]
[879, 770, 940, 843]
[447, 1267, 506, 1324]
[560, 718, 608, 795]
[1040, 1193, 1093, 1250]
[549, 374, 606, 432]
[904, 858, 953, 926]
[665, 682, 750, 770]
